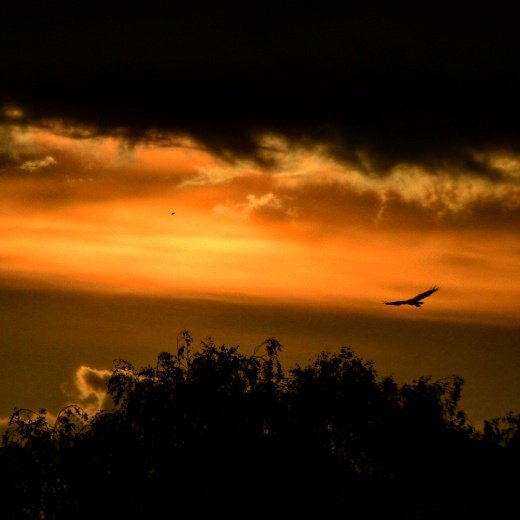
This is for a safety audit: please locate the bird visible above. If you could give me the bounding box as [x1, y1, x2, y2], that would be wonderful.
[383, 286, 439, 307]
[171, 212, 175, 215]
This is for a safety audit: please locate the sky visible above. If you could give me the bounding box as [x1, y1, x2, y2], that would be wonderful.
[1, 5, 520, 427]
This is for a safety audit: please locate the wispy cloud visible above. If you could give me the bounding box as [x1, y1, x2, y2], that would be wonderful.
[213, 192, 297, 221]
[4, 124, 520, 229]
[20, 155, 56, 171]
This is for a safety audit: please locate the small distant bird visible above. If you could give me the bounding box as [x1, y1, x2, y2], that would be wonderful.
[171, 212, 175, 215]
[383, 286, 439, 307]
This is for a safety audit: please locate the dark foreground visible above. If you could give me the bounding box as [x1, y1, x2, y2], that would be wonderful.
[1, 333, 519, 519]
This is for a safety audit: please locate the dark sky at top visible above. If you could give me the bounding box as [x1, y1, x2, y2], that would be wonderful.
[2, 4, 520, 175]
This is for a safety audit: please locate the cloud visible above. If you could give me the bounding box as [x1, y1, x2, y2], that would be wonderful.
[2, 6, 520, 177]
[20, 155, 56, 171]
[0, 124, 213, 207]
[0, 125, 41, 172]
[3, 122, 520, 234]
[63, 365, 112, 414]
[214, 192, 296, 221]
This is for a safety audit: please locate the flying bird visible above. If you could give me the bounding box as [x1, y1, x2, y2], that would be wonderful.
[383, 286, 439, 307]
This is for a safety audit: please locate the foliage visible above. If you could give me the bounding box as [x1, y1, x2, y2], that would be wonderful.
[0, 331, 519, 519]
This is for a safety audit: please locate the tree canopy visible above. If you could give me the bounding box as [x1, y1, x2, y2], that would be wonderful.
[1, 332, 519, 519]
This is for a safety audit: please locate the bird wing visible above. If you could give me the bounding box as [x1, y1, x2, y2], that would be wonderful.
[383, 300, 407, 306]
[411, 286, 439, 302]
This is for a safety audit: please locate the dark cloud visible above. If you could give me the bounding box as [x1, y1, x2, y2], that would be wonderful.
[2, 5, 520, 175]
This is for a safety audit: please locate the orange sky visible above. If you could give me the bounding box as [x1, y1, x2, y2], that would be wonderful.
[2, 121, 520, 317]
[2, 120, 520, 426]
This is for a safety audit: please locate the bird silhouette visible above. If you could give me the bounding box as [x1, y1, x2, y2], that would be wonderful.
[383, 286, 439, 307]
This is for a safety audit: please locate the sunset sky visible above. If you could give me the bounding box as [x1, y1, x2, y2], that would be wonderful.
[1, 5, 520, 427]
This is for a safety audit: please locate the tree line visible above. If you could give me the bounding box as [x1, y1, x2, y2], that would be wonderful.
[1, 331, 519, 519]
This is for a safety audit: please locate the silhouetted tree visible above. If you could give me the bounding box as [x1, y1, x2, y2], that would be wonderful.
[1, 331, 519, 519]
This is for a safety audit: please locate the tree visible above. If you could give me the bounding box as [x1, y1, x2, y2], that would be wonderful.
[0, 332, 518, 518]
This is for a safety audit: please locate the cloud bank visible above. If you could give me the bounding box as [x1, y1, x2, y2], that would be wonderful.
[2, 124, 520, 236]
[2, 5, 520, 177]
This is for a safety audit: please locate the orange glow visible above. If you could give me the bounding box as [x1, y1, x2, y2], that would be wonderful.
[1, 124, 520, 326]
